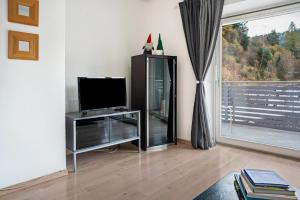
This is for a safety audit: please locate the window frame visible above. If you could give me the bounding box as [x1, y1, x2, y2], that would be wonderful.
[214, 3, 300, 159]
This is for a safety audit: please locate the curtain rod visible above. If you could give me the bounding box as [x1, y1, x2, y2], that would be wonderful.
[222, 1, 300, 19]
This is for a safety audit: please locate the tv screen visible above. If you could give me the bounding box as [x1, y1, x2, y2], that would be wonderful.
[78, 77, 126, 111]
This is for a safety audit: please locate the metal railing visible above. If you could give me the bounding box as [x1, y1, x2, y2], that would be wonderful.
[222, 81, 300, 132]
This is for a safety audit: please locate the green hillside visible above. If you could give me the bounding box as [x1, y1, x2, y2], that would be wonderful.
[222, 22, 300, 81]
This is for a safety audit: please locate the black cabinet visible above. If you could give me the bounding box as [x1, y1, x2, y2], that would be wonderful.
[131, 54, 177, 150]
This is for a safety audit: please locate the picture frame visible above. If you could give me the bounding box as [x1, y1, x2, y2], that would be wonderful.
[8, 0, 39, 26]
[8, 30, 39, 61]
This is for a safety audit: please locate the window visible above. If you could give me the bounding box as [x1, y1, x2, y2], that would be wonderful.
[220, 11, 300, 150]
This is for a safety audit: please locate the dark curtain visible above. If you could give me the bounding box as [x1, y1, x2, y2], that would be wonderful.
[179, 0, 224, 149]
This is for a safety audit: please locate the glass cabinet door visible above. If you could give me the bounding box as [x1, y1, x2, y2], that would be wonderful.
[148, 57, 175, 147]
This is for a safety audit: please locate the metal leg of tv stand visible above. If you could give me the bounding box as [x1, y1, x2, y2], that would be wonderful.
[73, 120, 77, 172]
[73, 153, 77, 172]
[138, 139, 141, 153]
[138, 112, 141, 153]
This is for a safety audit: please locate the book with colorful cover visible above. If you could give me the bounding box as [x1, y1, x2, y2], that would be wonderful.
[243, 169, 289, 188]
[240, 173, 297, 200]
[241, 171, 296, 196]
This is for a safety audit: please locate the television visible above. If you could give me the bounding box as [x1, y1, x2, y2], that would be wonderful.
[78, 77, 127, 111]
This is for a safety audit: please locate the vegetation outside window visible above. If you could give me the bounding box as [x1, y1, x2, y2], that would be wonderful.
[221, 12, 300, 150]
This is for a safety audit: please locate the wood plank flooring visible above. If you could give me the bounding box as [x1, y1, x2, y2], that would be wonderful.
[1, 144, 300, 200]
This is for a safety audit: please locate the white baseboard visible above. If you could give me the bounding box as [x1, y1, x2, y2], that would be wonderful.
[0, 170, 68, 197]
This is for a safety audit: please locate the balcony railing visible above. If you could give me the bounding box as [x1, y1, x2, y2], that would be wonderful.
[222, 81, 300, 132]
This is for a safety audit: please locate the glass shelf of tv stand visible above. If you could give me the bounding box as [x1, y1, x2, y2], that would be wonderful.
[66, 108, 141, 171]
[66, 108, 138, 120]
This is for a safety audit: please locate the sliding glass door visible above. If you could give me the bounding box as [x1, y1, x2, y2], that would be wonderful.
[218, 9, 300, 151]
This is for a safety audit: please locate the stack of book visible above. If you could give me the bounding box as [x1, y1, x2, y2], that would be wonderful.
[234, 169, 297, 200]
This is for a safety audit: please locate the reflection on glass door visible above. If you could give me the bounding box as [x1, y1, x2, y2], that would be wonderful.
[148, 58, 175, 147]
[221, 12, 300, 150]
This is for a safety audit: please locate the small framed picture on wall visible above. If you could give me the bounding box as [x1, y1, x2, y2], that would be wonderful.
[8, 30, 39, 60]
[8, 0, 39, 26]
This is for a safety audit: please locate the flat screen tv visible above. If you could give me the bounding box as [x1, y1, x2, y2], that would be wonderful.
[78, 77, 126, 111]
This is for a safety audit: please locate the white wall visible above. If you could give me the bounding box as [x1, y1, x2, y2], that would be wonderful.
[0, 0, 66, 189]
[66, 0, 215, 141]
[66, 0, 142, 112]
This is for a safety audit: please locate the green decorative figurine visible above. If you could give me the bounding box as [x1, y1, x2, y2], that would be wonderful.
[156, 33, 164, 55]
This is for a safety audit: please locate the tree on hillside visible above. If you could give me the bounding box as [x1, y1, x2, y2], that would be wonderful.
[223, 25, 237, 43]
[285, 21, 300, 56]
[288, 21, 297, 31]
[267, 30, 279, 46]
[233, 22, 249, 50]
[275, 56, 286, 80]
[256, 47, 273, 79]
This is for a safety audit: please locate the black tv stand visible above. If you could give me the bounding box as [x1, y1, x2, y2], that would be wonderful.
[66, 109, 141, 171]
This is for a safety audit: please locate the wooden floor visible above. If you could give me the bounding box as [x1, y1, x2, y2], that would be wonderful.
[2, 143, 300, 200]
